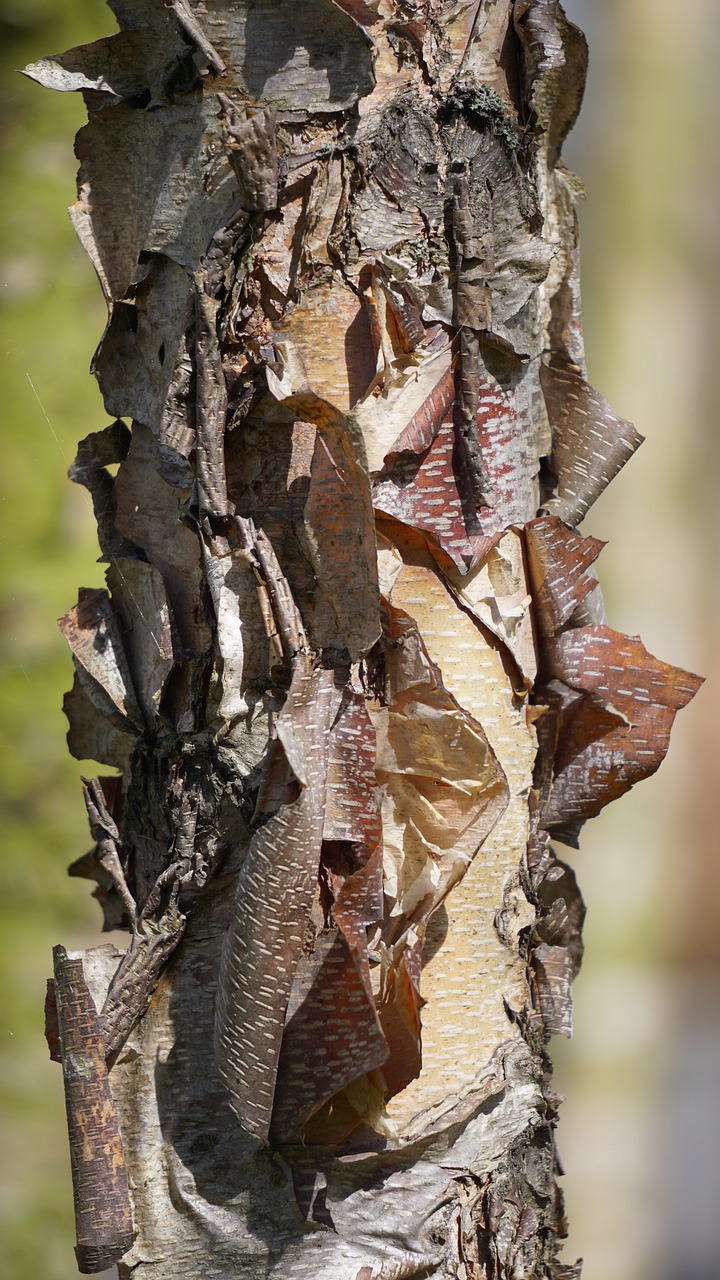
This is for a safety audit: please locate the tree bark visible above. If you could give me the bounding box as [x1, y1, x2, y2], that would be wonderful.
[27, 2, 700, 1277]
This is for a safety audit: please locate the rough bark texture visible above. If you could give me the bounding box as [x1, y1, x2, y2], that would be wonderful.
[29, 2, 700, 1277]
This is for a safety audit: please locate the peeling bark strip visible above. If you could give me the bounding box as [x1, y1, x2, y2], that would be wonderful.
[540, 356, 644, 525]
[32, 2, 701, 1277]
[194, 280, 233, 517]
[215, 654, 342, 1140]
[51, 946, 134, 1272]
[451, 166, 497, 509]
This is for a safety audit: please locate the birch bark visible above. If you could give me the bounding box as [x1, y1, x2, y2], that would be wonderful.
[28, 3, 700, 1277]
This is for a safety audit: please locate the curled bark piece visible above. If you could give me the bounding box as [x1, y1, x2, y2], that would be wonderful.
[303, 423, 380, 659]
[534, 853, 585, 978]
[552, 1262, 584, 1280]
[324, 687, 381, 846]
[372, 265, 426, 354]
[367, 597, 510, 1121]
[514, 1, 589, 162]
[101, 912, 186, 1062]
[540, 356, 644, 526]
[22, 26, 188, 108]
[543, 627, 703, 843]
[271, 692, 386, 1143]
[92, 255, 195, 437]
[114, 424, 211, 660]
[215, 660, 342, 1139]
[531, 942, 573, 1039]
[82, 777, 138, 928]
[384, 361, 456, 465]
[442, 528, 537, 688]
[513, 1, 564, 108]
[374, 599, 509, 933]
[250, 521, 310, 659]
[68, 420, 134, 563]
[356, 344, 453, 473]
[195, 281, 233, 518]
[106, 559, 176, 726]
[377, 933, 424, 1101]
[266, 356, 381, 659]
[63, 673, 136, 773]
[68, 64, 239, 303]
[52, 946, 134, 1272]
[202, 524, 270, 725]
[45, 979, 61, 1063]
[373, 374, 524, 571]
[215, 521, 343, 1138]
[58, 588, 144, 731]
[271, 923, 389, 1145]
[525, 515, 605, 637]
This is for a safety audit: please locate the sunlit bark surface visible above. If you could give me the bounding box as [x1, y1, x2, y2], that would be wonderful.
[29, 3, 700, 1277]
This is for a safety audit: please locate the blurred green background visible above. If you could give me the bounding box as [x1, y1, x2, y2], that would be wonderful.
[0, 3, 716, 1279]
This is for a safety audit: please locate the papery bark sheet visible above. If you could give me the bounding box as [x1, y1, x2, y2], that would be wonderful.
[32, 1, 700, 1276]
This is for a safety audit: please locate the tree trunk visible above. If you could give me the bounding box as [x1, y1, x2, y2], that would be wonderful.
[27, 2, 700, 1277]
